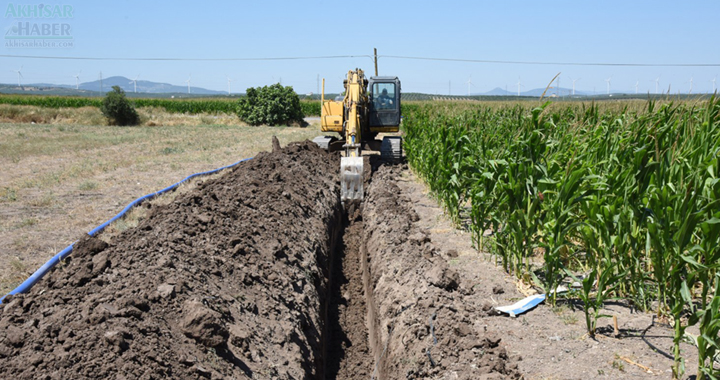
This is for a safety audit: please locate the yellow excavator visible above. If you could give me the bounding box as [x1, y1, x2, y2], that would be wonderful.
[313, 68, 402, 201]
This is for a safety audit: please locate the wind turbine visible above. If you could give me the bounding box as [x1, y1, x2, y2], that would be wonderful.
[653, 76, 661, 94]
[516, 77, 524, 96]
[687, 76, 694, 94]
[73, 70, 81, 90]
[129, 74, 139, 93]
[712, 76, 717, 93]
[226, 75, 233, 95]
[466, 75, 475, 96]
[13, 66, 23, 87]
[186, 74, 191, 94]
[634, 80, 639, 94]
[605, 76, 612, 95]
[570, 77, 580, 96]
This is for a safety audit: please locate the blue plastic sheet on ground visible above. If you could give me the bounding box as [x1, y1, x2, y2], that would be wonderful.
[495, 294, 546, 317]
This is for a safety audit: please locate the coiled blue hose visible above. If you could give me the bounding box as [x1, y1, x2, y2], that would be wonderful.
[0, 157, 252, 304]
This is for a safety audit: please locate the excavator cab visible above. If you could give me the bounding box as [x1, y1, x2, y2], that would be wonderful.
[368, 77, 401, 129]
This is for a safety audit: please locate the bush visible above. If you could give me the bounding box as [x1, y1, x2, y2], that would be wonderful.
[101, 86, 140, 126]
[237, 84, 304, 126]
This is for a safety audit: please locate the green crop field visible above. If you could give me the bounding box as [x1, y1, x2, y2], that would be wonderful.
[0, 94, 322, 117]
[403, 98, 720, 378]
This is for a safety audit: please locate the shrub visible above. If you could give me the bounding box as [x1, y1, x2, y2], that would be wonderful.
[101, 86, 140, 126]
[237, 84, 304, 126]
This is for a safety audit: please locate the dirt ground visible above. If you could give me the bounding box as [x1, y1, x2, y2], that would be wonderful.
[397, 169, 700, 379]
[362, 164, 521, 380]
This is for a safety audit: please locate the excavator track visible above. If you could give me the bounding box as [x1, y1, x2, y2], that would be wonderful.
[312, 135, 335, 151]
[380, 136, 403, 163]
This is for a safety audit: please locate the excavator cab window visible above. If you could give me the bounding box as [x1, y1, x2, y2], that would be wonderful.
[373, 83, 396, 110]
[369, 77, 401, 127]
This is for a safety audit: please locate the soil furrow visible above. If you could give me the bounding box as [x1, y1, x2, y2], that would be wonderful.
[325, 203, 373, 379]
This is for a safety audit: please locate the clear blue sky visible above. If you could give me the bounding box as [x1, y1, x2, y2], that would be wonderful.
[2, 0, 719, 95]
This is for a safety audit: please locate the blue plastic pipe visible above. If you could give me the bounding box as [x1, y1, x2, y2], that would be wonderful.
[0, 157, 252, 304]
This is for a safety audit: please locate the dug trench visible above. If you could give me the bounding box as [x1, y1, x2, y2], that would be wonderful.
[0, 139, 520, 379]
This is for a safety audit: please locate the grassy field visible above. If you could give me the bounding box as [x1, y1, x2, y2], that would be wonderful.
[0, 121, 320, 295]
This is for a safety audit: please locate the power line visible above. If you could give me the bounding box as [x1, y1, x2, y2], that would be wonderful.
[380, 55, 720, 67]
[0, 54, 373, 61]
[1, 53, 717, 67]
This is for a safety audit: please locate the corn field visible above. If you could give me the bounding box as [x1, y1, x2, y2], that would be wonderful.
[403, 98, 720, 379]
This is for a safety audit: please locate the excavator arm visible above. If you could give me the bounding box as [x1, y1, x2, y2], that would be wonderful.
[339, 69, 367, 201]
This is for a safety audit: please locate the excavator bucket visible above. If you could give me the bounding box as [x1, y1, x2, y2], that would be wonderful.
[340, 156, 363, 201]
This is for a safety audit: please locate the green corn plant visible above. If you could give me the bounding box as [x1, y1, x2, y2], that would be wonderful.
[566, 257, 624, 337]
[690, 273, 720, 379]
[647, 178, 705, 379]
[533, 161, 587, 305]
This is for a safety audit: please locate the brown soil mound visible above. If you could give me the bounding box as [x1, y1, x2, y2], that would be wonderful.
[362, 165, 521, 380]
[0, 141, 341, 379]
[0, 141, 521, 380]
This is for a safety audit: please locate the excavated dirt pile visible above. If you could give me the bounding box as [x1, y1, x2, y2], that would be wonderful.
[0, 140, 522, 380]
[362, 166, 521, 380]
[0, 140, 342, 379]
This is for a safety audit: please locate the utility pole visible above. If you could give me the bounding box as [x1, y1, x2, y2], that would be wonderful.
[374, 48, 378, 76]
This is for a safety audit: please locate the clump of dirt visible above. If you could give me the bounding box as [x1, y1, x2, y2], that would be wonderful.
[0, 140, 341, 379]
[362, 165, 521, 380]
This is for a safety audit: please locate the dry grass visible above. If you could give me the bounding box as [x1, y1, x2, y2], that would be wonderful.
[0, 104, 248, 127]
[0, 104, 107, 125]
[0, 119, 320, 294]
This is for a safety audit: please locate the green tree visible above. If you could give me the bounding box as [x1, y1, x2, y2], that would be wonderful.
[237, 83, 304, 126]
[101, 86, 140, 126]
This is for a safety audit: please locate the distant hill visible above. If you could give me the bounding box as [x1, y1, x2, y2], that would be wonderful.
[79, 76, 225, 95]
[0, 83, 97, 96]
[0, 76, 225, 96]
